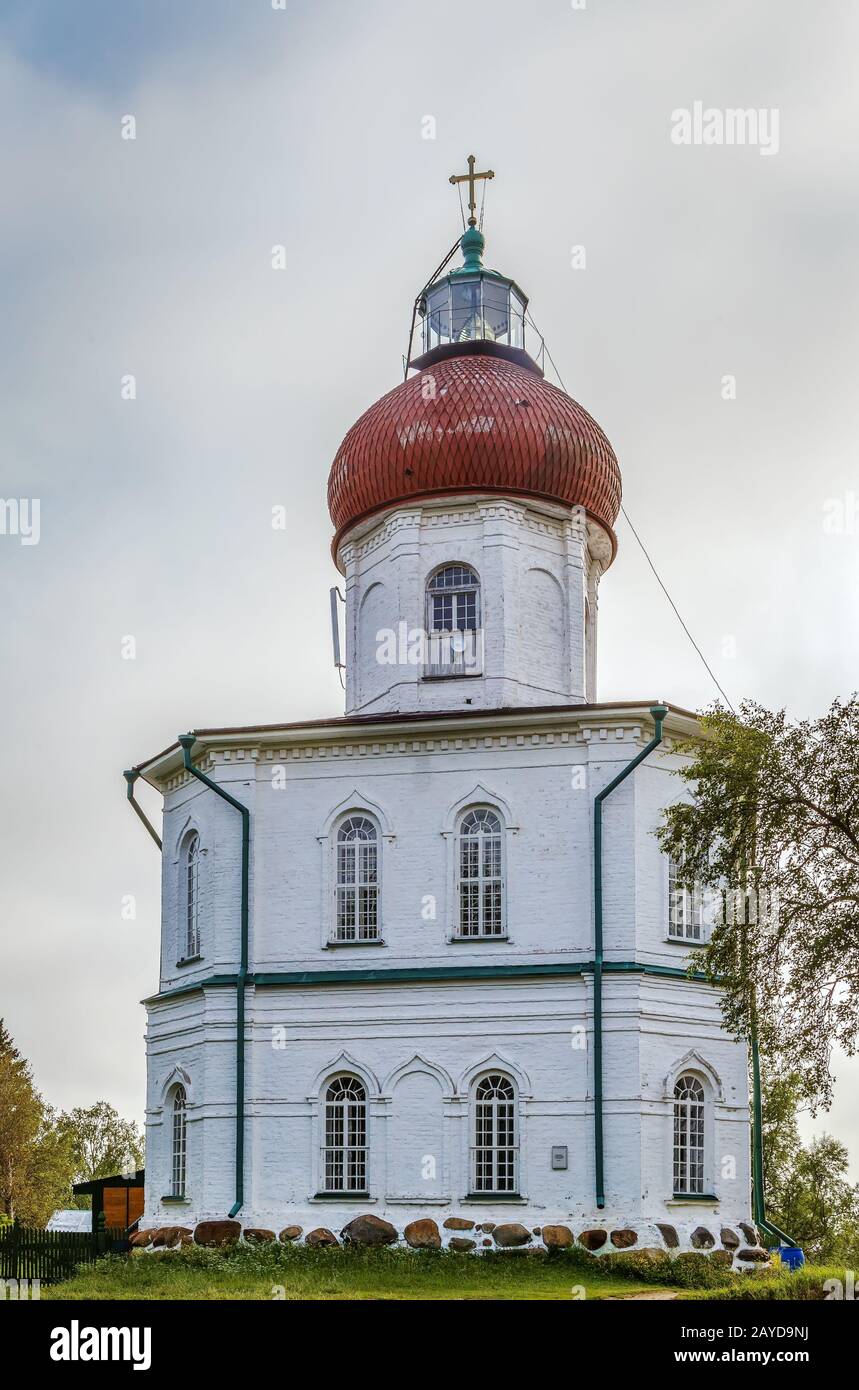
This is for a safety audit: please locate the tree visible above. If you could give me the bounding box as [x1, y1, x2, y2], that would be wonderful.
[0, 1020, 75, 1224]
[760, 1070, 858, 1260]
[57, 1101, 144, 1196]
[0, 1019, 40, 1219]
[658, 696, 859, 1109]
[759, 1069, 859, 1261]
[775, 1135, 859, 1263]
[760, 1069, 802, 1202]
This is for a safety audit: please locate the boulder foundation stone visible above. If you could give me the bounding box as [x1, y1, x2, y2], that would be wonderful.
[610, 1229, 637, 1249]
[193, 1220, 241, 1248]
[404, 1219, 441, 1250]
[305, 1227, 339, 1248]
[493, 1223, 531, 1248]
[341, 1214, 398, 1247]
[691, 1226, 715, 1250]
[541, 1225, 573, 1250]
[578, 1229, 608, 1251]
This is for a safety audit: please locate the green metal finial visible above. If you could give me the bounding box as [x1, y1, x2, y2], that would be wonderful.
[459, 224, 485, 272]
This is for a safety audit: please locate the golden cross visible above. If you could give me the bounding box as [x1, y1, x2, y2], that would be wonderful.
[449, 154, 494, 226]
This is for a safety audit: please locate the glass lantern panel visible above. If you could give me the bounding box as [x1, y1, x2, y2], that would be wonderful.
[482, 280, 510, 345]
[510, 289, 525, 349]
[451, 279, 483, 342]
[425, 284, 451, 351]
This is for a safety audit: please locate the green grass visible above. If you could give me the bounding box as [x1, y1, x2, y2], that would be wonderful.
[43, 1245, 667, 1302]
[686, 1266, 849, 1301]
[41, 1244, 838, 1302]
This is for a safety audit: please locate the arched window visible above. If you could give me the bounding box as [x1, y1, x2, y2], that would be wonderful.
[673, 1073, 706, 1195]
[426, 565, 481, 675]
[183, 832, 200, 959]
[171, 1085, 187, 1198]
[471, 1073, 518, 1194]
[335, 816, 379, 941]
[668, 857, 707, 942]
[457, 808, 504, 938]
[322, 1076, 367, 1193]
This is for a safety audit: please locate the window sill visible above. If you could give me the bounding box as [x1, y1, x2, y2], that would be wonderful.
[463, 1193, 526, 1204]
[384, 1195, 451, 1206]
[176, 954, 203, 968]
[324, 938, 386, 949]
[160, 1196, 191, 1205]
[667, 1194, 719, 1205]
[310, 1192, 375, 1203]
[421, 671, 483, 681]
[664, 937, 706, 948]
[447, 934, 509, 944]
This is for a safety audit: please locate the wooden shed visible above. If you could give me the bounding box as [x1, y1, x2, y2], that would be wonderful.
[72, 1169, 145, 1231]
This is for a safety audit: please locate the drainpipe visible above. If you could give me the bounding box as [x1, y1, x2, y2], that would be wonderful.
[178, 733, 249, 1220]
[592, 704, 667, 1209]
[123, 770, 162, 850]
[750, 1022, 797, 1247]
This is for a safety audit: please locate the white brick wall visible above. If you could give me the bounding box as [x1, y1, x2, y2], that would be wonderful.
[143, 710, 751, 1238]
[337, 496, 611, 716]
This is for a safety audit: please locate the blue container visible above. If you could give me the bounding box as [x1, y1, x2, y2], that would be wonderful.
[779, 1245, 805, 1271]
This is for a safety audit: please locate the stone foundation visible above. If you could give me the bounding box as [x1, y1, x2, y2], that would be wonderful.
[132, 1216, 771, 1271]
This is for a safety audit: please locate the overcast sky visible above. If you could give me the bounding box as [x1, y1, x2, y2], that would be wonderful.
[2, 0, 857, 1173]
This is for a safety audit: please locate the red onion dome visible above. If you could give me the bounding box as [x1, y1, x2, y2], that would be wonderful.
[328, 352, 621, 560]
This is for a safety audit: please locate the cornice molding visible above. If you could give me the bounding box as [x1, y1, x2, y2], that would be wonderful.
[140, 703, 700, 790]
[341, 494, 600, 567]
[157, 721, 676, 792]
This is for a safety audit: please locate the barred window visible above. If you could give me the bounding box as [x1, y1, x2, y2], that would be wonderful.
[184, 832, 200, 959]
[171, 1086, 187, 1198]
[668, 857, 707, 942]
[323, 1076, 367, 1193]
[335, 816, 379, 941]
[673, 1073, 705, 1195]
[458, 808, 504, 937]
[471, 1073, 518, 1194]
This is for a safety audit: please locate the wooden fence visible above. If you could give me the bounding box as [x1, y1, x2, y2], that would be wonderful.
[0, 1217, 130, 1285]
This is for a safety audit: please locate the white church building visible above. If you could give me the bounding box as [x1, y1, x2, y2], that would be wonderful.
[127, 178, 756, 1257]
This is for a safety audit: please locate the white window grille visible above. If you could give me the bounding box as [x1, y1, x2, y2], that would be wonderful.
[184, 833, 200, 958]
[458, 808, 504, 937]
[171, 1085, 187, 1198]
[425, 565, 482, 676]
[668, 857, 707, 941]
[335, 816, 379, 941]
[471, 1073, 518, 1194]
[322, 1076, 367, 1193]
[673, 1073, 705, 1194]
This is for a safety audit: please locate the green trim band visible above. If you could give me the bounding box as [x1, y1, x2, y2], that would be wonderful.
[143, 958, 714, 1006]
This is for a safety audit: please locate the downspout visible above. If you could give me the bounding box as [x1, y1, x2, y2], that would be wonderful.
[750, 1020, 797, 1247]
[178, 733, 249, 1220]
[123, 770, 162, 850]
[592, 704, 667, 1209]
